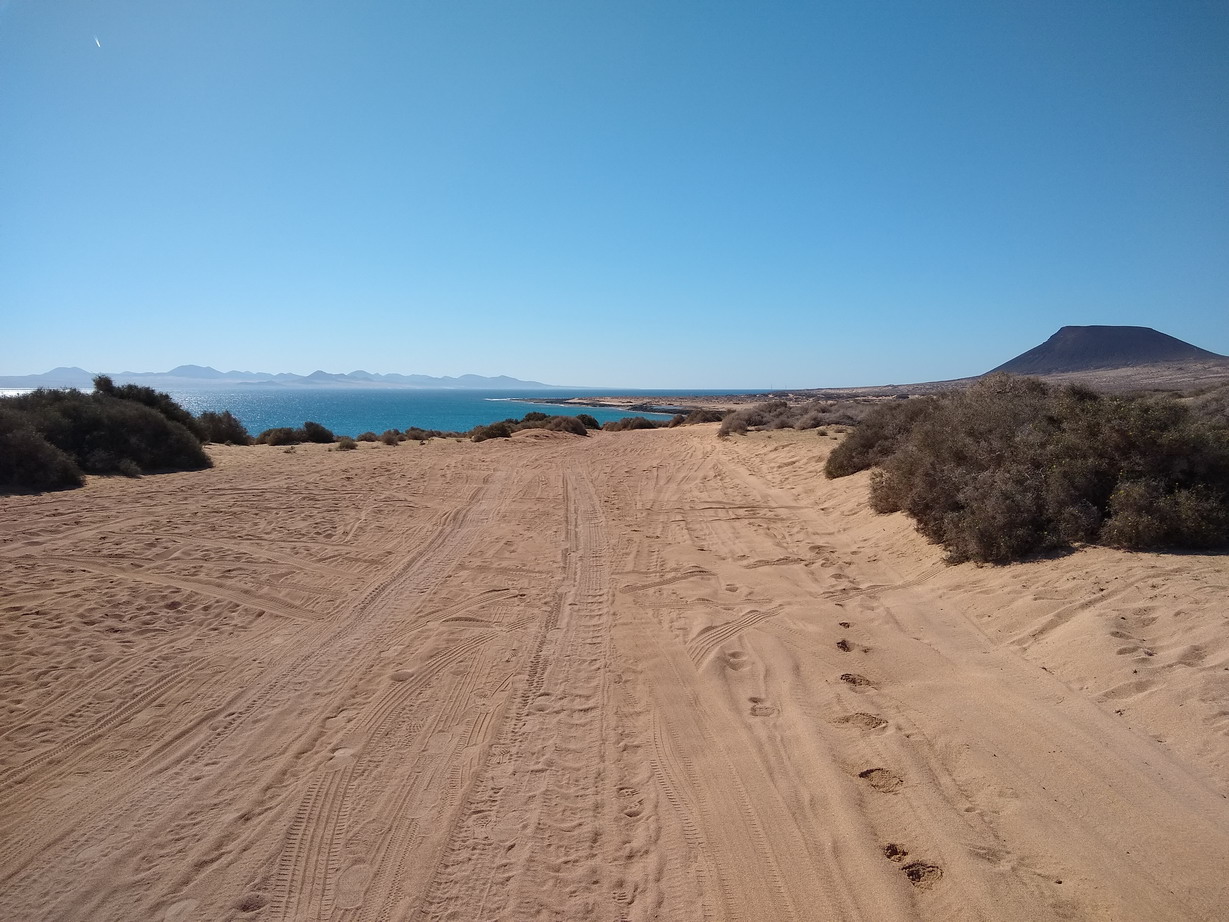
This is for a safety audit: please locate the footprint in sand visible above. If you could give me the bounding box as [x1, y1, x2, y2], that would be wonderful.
[748, 696, 778, 717]
[883, 843, 909, 862]
[858, 767, 903, 793]
[836, 639, 852, 653]
[837, 712, 887, 730]
[840, 673, 873, 687]
[617, 786, 645, 818]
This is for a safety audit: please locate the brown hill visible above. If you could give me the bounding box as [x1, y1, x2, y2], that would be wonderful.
[990, 325, 1226, 375]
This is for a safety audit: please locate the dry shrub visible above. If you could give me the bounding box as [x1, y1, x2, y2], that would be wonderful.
[824, 397, 938, 477]
[720, 399, 871, 438]
[832, 374, 1229, 562]
[602, 416, 660, 432]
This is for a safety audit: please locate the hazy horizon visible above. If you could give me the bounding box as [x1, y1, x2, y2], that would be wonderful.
[3, 2, 1226, 388]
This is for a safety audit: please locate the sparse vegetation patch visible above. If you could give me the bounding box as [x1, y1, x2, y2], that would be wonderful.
[824, 374, 1229, 562]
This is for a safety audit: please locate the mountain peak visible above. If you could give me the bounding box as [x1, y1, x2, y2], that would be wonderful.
[990, 325, 1226, 376]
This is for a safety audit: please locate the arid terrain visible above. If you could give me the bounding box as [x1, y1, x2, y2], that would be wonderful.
[2, 426, 1227, 921]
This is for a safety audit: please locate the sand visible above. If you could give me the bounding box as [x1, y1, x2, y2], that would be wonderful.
[2, 426, 1227, 921]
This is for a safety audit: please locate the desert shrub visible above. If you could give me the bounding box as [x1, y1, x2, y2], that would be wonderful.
[602, 416, 660, 432]
[719, 399, 867, 437]
[840, 374, 1229, 562]
[824, 398, 938, 477]
[0, 410, 84, 490]
[1100, 480, 1229, 548]
[0, 388, 210, 485]
[1189, 382, 1229, 426]
[379, 429, 402, 445]
[521, 411, 548, 422]
[198, 410, 252, 445]
[542, 415, 588, 435]
[336, 436, 358, 451]
[471, 421, 514, 442]
[256, 427, 302, 446]
[357, 431, 378, 442]
[576, 413, 601, 430]
[667, 408, 726, 427]
[682, 408, 725, 425]
[92, 375, 205, 440]
[301, 420, 335, 443]
[404, 427, 447, 441]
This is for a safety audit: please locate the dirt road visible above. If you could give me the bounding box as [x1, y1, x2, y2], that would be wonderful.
[2, 427, 1227, 921]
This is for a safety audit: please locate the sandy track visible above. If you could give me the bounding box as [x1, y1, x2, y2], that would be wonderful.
[2, 427, 1227, 921]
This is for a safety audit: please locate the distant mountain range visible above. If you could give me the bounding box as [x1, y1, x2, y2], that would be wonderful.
[0, 366, 559, 390]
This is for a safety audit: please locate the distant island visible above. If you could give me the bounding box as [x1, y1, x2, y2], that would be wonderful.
[0, 365, 560, 390]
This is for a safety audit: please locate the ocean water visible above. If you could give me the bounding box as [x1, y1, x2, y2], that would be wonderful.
[162, 387, 730, 438]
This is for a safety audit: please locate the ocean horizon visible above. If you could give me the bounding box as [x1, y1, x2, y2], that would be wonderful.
[154, 387, 743, 437]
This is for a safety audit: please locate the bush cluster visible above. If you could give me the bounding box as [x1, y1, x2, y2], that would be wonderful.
[198, 410, 252, 445]
[471, 412, 590, 441]
[0, 382, 213, 491]
[823, 397, 936, 477]
[255, 421, 335, 446]
[718, 399, 871, 437]
[1189, 382, 1229, 426]
[601, 416, 660, 432]
[668, 408, 726, 427]
[825, 374, 1229, 562]
[92, 375, 204, 440]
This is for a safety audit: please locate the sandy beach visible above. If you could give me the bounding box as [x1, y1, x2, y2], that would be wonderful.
[2, 425, 1227, 921]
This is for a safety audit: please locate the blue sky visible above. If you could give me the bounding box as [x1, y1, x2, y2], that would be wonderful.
[2, 1, 1226, 388]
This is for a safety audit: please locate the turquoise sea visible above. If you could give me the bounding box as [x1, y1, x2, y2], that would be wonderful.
[162, 387, 736, 438]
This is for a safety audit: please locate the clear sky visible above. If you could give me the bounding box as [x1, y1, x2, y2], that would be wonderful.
[2, 1, 1226, 388]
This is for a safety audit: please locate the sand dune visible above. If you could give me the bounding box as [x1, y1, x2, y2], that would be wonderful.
[2, 427, 1227, 921]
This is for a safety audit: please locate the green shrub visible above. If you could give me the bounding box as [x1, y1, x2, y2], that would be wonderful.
[521, 411, 548, 422]
[301, 421, 335, 443]
[0, 410, 84, 490]
[92, 375, 205, 440]
[198, 410, 252, 445]
[0, 388, 210, 487]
